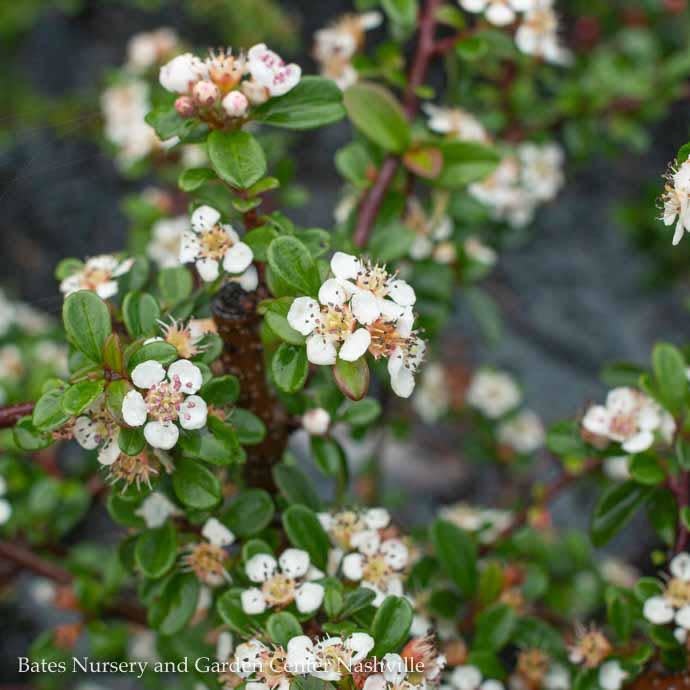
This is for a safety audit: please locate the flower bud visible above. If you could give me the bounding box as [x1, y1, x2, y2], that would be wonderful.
[222, 90, 250, 118]
[175, 96, 196, 118]
[193, 80, 220, 107]
[159, 52, 207, 93]
[302, 408, 331, 436]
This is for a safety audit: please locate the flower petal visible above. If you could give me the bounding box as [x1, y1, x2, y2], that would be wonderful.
[168, 359, 203, 394]
[223, 242, 254, 274]
[306, 335, 337, 366]
[196, 258, 220, 282]
[331, 251, 362, 280]
[241, 588, 267, 615]
[179, 231, 200, 263]
[191, 205, 220, 233]
[287, 297, 320, 336]
[279, 548, 310, 578]
[295, 582, 325, 613]
[388, 279, 416, 306]
[132, 360, 166, 389]
[98, 433, 121, 466]
[144, 421, 179, 450]
[318, 279, 347, 307]
[339, 328, 371, 361]
[122, 390, 148, 427]
[202, 517, 235, 547]
[351, 291, 380, 325]
[178, 394, 208, 430]
[74, 416, 101, 450]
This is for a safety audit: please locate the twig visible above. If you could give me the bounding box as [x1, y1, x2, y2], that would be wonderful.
[0, 402, 34, 429]
[353, 0, 443, 248]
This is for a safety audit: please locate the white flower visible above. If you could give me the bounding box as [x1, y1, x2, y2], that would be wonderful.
[450, 665, 483, 690]
[202, 518, 235, 547]
[159, 52, 208, 93]
[180, 205, 253, 282]
[424, 104, 489, 143]
[148, 216, 189, 268]
[598, 661, 628, 690]
[387, 335, 426, 398]
[662, 159, 690, 245]
[497, 409, 545, 453]
[643, 595, 675, 624]
[241, 549, 324, 615]
[365, 508, 391, 529]
[519, 142, 565, 202]
[582, 387, 675, 453]
[603, 456, 631, 481]
[671, 553, 690, 581]
[121, 358, 208, 450]
[466, 369, 521, 418]
[59, 254, 134, 299]
[135, 491, 181, 528]
[515, 1, 572, 65]
[458, 0, 532, 26]
[405, 198, 454, 262]
[74, 398, 121, 466]
[244, 44, 301, 101]
[126, 28, 178, 73]
[234, 640, 267, 677]
[302, 408, 331, 435]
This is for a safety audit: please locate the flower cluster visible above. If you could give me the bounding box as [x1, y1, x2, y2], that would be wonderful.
[74, 397, 120, 466]
[180, 205, 254, 284]
[318, 507, 412, 605]
[59, 255, 134, 300]
[497, 409, 545, 454]
[424, 105, 490, 144]
[183, 518, 235, 587]
[469, 144, 565, 228]
[160, 43, 301, 125]
[405, 198, 457, 264]
[147, 216, 189, 268]
[466, 369, 522, 419]
[643, 553, 690, 643]
[240, 549, 325, 615]
[582, 386, 675, 454]
[661, 157, 690, 245]
[122, 358, 209, 450]
[313, 12, 382, 90]
[287, 252, 425, 398]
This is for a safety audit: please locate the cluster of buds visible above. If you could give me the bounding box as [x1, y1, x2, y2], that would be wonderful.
[160, 44, 301, 127]
[287, 252, 426, 398]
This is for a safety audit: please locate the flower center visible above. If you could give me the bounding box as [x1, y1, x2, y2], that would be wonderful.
[609, 413, 637, 440]
[518, 649, 549, 686]
[362, 555, 393, 588]
[262, 574, 296, 607]
[666, 578, 690, 607]
[367, 320, 407, 359]
[163, 323, 199, 359]
[199, 226, 232, 260]
[82, 266, 111, 289]
[106, 451, 160, 490]
[186, 542, 226, 585]
[208, 52, 244, 93]
[317, 306, 355, 340]
[356, 266, 389, 297]
[259, 649, 289, 688]
[145, 381, 184, 422]
[331, 511, 366, 548]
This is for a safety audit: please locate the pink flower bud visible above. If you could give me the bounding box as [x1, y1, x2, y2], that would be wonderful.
[192, 80, 220, 107]
[222, 90, 250, 118]
[174, 96, 196, 118]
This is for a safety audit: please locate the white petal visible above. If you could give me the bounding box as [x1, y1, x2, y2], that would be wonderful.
[339, 328, 371, 361]
[74, 416, 101, 450]
[582, 405, 610, 436]
[98, 433, 121, 466]
[96, 281, 119, 300]
[383, 653, 406, 685]
[295, 582, 325, 613]
[202, 517, 235, 547]
[346, 632, 374, 663]
[599, 661, 627, 690]
[676, 605, 690, 630]
[318, 278, 348, 307]
[122, 390, 148, 427]
[486, 2, 515, 25]
[179, 395, 208, 430]
[132, 360, 166, 389]
[179, 231, 201, 263]
[363, 675, 387, 690]
[196, 258, 220, 282]
[671, 553, 690, 581]
[307, 335, 337, 366]
[241, 588, 267, 615]
[0, 498, 11, 525]
[191, 205, 220, 233]
[246, 553, 278, 583]
[236, 265, 259, 292]
[144, 421, 180, 450]
[380, 539, 409, 570]
[223, 242, 254, 274]
[451, 666, 483, 690]
[622, 431, 653, 454]
[388, 280, 416, 306]
[287, 297, 320, 336]
[331, 252, 362, 280]
[342, 553, 365, 581]
[279, 548, 310, 578]
[364, 508, 390, 530]
[351, 529, 381, 556]
[168, 359, 203, 394]
[643, 596, 675, 624]
[390, 366, 415, 398]
[351, 291, 381, 325]
[286, 635, 316, 675]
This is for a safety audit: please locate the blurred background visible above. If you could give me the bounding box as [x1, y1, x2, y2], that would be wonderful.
[1, 0, 690, 686]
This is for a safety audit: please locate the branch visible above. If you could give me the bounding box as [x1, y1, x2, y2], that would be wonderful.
[0, 540, 147, 625]
[0, 402, 34, 429]
[353, 0, 443, 248]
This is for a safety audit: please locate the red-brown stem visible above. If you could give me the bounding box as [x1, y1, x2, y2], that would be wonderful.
[0, 540, 146, 625]
[353, 0, 443, 248]
[0, 402, 34, 429]
[480, 457, 601, 555]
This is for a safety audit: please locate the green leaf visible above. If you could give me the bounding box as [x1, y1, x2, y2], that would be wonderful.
[13, 417, 52, 451]
[244, 226, 279, 262]
[122, 292, 161, 338]
[33, 388, 70, 432]
[231, 408, 267, 445]
[172, 458, 221, 510]
[118, 426, 145, 456]
[208, 130, 267, 189]
[678, 439, 690, 471]
[267, 236, 321, 298]
[436, 141, 501, 188]
[629, 454, 666, 485]
[253, 77, 346, 130]
[62, 380, 104, 416]
[103, 334, 124, 373]
[150, 573, 199, 635]
[55, 258, 84, 281]
[272, 344, 309, 393]
[267, 611, 302, 646]
[382, 0, 418, 27]
[62, 291, 112, 363]
[430, 519, 478, 598]
[333, 357, 370, 401]
[647, 488, 677, 546]
[158, 267, 193, 304]
[145, 106, 201, 142]
[473, 603, 516, 652]
[272, 464, 322, 510]
[591, 481, 653, 547]
[283, 505, 330, 570]
[217, 591, 259, 636]
[342, 399, 381, 426]
[344, 82, 411, 153]
[678, 143, 690, 163]
[179, 167, 216, 192]
[135, 523, 177, 579]
[128, 341, 178, 369]
[265, 299, 306, 345]
[223, 489, 275, 538]
[456, 36, 489, 60]
[106, 380, 131, 424]
[339, 587, 376, 619]
[200, 375, 240, 406]
[652, 343, 686, 415]
[370, 595, 413, 656]
[310, 436, 347, 479]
